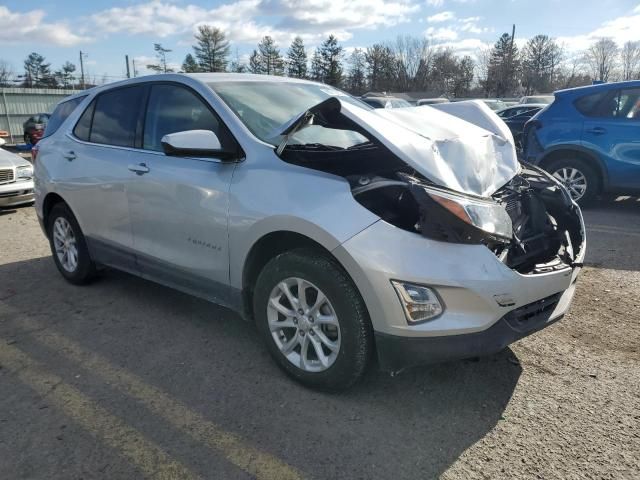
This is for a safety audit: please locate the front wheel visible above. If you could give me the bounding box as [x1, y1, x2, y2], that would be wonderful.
[547, 158, 599, 206]
[253, 248, 373, 391]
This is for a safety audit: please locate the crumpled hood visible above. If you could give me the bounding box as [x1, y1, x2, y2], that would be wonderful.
[339, 99, 520, 197]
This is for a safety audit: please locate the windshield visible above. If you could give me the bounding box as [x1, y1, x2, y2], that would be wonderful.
[208, 81, 371, 146]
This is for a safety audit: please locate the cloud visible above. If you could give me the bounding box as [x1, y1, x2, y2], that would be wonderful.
[427, 11, 455, 23]
[0, 6, 91, 46]
[556, 5, 640, 53]
[91, 0, 420, 47]
[436, 38, 491, 58]
[425, 26, 458, 41]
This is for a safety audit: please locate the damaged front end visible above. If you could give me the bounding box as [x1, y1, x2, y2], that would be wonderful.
[351, 165, 584, 275]
[276, 96, 585, 275]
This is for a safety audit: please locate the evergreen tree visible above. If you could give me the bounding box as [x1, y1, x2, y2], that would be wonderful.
[485, 33, 520, 97]
[287, 36, 308, 78]
[319, 35, 343, 86]
[55, 61, 76, 88]
[257, 36, 284, 75]
[181, 53, 200, 73]
[193, 25, 230, 72]
[310, 49, 324, 82]
[23, 52, 56, 88]
[248, 50, 262, 74]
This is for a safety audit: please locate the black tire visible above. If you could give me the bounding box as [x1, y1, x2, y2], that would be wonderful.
[47, 203, 96, 285]
[546, 157, 600, 206]
[253, 248, 373, 391]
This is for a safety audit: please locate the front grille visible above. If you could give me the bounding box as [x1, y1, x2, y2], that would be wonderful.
[504, 293, 561, 332]
[0, 168, 14, 184]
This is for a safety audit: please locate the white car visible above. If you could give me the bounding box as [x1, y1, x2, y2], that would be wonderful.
[0, 138, 34, 208]
[34, 74, 585, 390]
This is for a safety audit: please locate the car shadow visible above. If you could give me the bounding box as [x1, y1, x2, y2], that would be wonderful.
[0, 256, 520, 479]
[582, 194, 640, 272]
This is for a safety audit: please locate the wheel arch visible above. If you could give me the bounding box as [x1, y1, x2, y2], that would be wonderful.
[240, 227, 370, 322]
[538, 146, 609, 191]
[42, 192, 69, 230]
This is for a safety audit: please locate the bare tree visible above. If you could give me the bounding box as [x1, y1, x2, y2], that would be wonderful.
[346, 48, 367, 94]
[621, 41, 640, 81]
[0, 60, 13, 86]
[476, 47, 492, 96]
[390, 35, 433, 91]
[585, 38, 618, 82]
[147, 43, 174, 73]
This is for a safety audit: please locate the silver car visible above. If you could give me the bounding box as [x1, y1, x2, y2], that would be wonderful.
[34, 74, 585, 390]
[0, 138, 34, 208]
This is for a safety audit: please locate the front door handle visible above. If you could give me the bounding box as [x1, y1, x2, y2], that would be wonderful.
[586, 127, 607, 135]
[63, 151, 76, 161]
[128, 163, 150, 175]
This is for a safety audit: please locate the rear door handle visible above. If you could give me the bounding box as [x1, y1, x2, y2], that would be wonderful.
[63, 151, 76, 161]
[128, 163, 150, 175]
[586, 127, 607, 135]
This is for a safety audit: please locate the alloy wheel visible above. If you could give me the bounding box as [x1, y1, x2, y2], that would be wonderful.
[267, 277, 341, 373]
[52, 217, 79, 273]
[553, 167, 588, 201]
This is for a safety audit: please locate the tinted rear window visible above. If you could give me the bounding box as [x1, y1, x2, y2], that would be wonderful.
[73, 100, 95, 141]
[574, 91, 608, 116]
[89, 86, 146, 147]
[43, 96, 86, 138]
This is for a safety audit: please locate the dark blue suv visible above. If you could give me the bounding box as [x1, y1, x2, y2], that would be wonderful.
[523, 81, 640, 205]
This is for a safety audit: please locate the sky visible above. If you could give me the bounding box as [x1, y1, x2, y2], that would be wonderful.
[1, 0, 640, 80]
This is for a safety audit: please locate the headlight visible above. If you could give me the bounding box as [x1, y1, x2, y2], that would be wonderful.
[424, 186, 512, 241]
[16, 165, 33, 179]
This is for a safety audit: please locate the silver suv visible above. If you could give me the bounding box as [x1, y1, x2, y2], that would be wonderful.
[34, 74, 586, 390]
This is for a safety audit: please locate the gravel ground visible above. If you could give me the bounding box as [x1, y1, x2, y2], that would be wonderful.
[0, 197, 638, 480]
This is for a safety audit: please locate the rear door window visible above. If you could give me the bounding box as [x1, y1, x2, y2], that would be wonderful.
[616, 88, 640, 119]
[574, 91, 608, 117]
[143, 84, 232, 152]
[89, 86, 146, 147]
[44, 96, 86, 138]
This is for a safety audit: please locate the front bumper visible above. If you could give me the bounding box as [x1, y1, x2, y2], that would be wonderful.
[376, 286, 574, 372]
[333, 214, 585, 371]
[0, 180, 34, 207]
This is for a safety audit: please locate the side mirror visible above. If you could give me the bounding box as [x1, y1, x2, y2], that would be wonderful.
[160, 130, 234, 159]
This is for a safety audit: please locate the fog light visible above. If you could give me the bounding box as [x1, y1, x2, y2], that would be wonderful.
[391, 281, 443, 324]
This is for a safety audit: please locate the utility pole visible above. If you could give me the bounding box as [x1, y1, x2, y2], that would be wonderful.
[125, 55, 131, 78]
[132, 59, 138, 77]
[79, 50, 87, 89]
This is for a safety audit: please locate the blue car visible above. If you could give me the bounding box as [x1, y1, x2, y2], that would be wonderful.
[523, 81, 640, 204]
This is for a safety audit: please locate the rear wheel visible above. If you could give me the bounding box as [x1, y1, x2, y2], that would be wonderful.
[47, 203, 96, 284]
[546, 157, 599, 206]
[253, 248, 373, 391]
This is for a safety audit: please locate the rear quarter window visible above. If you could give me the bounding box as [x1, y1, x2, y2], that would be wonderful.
[43, 97, 86, 138]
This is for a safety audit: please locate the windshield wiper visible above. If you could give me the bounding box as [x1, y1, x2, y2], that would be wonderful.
[286, 143, 344, 152]
[347, 141, 376, 150]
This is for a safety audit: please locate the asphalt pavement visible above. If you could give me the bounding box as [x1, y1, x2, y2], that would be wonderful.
[0, 195, 638, 479]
